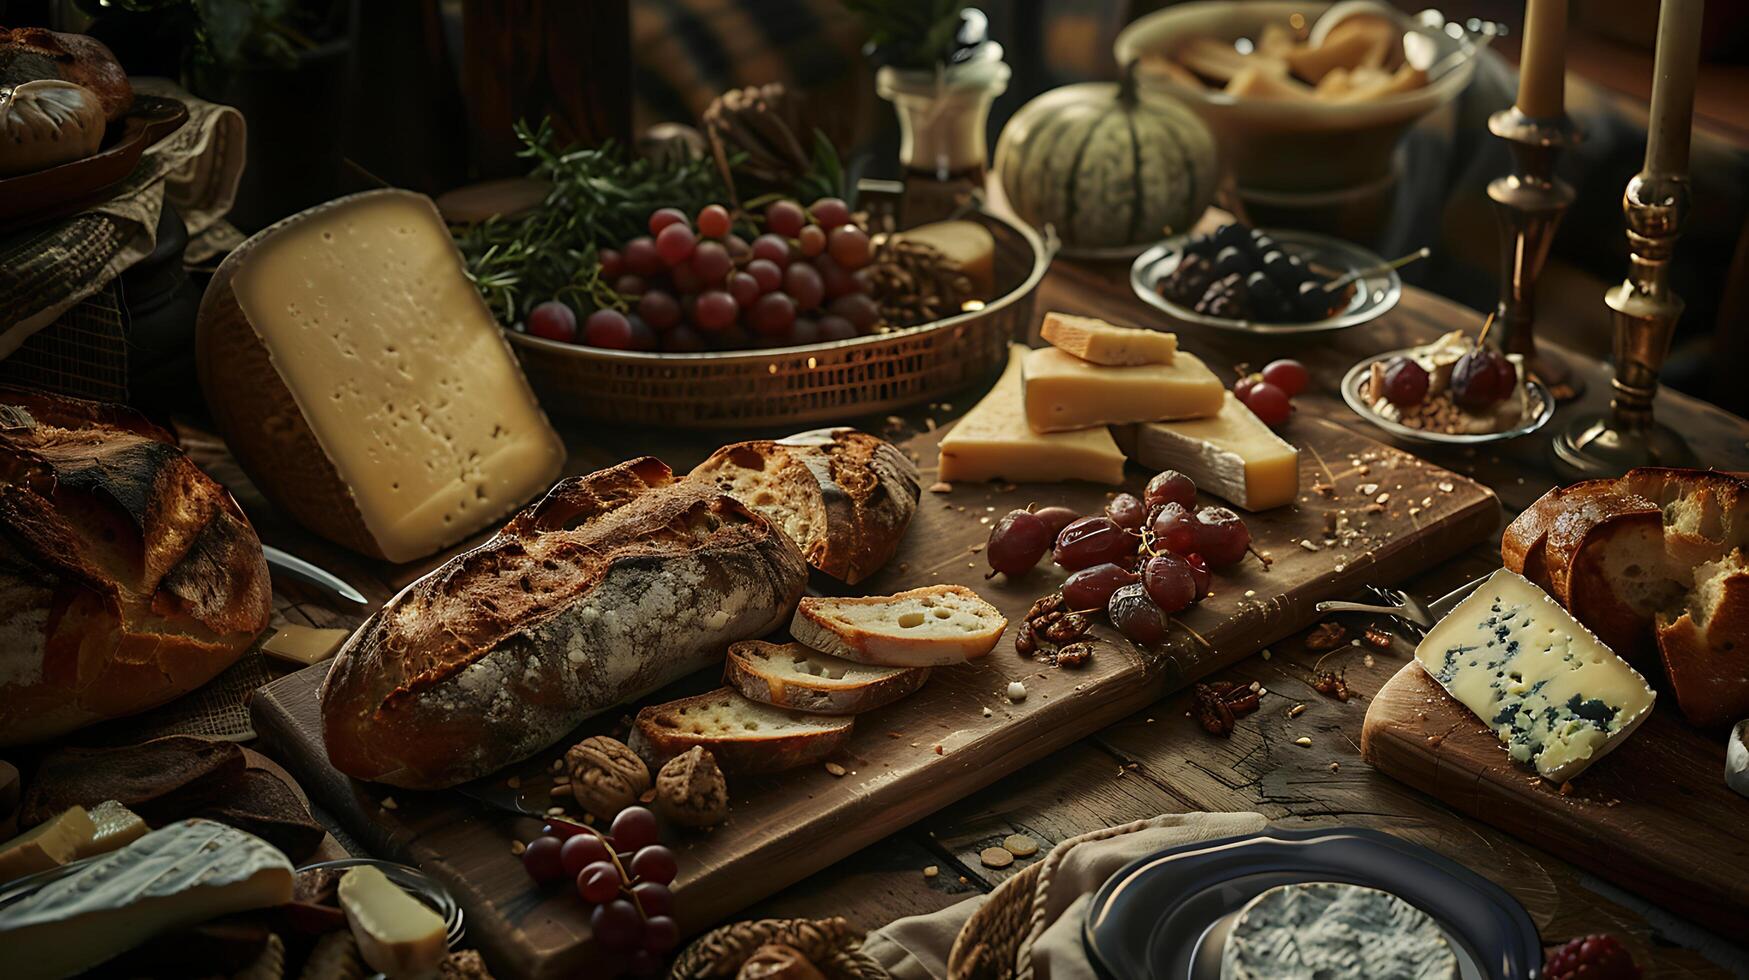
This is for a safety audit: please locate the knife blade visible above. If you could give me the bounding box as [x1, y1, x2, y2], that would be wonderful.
[263, 545, 368, 605]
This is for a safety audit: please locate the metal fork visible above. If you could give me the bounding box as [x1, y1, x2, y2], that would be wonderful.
[1315, 577, 1488, 637]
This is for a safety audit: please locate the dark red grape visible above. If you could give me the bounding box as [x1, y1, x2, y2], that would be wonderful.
[561, 833, 613, 877]
[1108, 583, 1169, 645]
[728, 271, 761, 307]
[1054, 516, 1137, 571]
[643, 915, 680, 953]
[766, 200, 806, 238]
[1233, 374, 1261, 402]
[784, 263, 825, 311]
[747, 258, 783, 293]
[1194, 506, 1251, 567]
[1063, 562, 1139, 610]
[648, 207, 688, 236]
[724, 233, 751, 260]
[591, 899, 643, 952]
[1141, 554, 1195, 614]
[1106, 493, 1146, 530]
[818, 315, 857, 341]
[583, 309, 634, 349]
[696, 204, 731, 238]
[1381, 356, 1429, 408]
[630, 845, 678, 886]
[987, 509, 1050, 576]
[578, 860, 622, 903]
[828, 226, 871, 269]
[522, 835, 566, 883]
[829, 292, 879, 331]
[599, 248, 625, 280]
[627, 950, 660, 977]
[787, 317, 821, 345]
[1031, 506, 1080, 540]
[1150, 502, 1198, 556]
[613, 274, 648, 297]
[625, 315, 659, 351]
[527, 301, 577, 343]
[690, 240, 733, 284]
[610, 807, 660, 852]
[749, 292, 797, 336]
[1144, 471, 1196, 510]
[810, 197, 851, 229]
[623, 237, 663, 277]
[816, 255, 860, 300]
[1261, 358, 1309, 397]
[637, 291, 681, 331]
[1451, 346, 1515, 409]
[798, 224, 827, 257]
[543, 819, 587, 840]
[1241, 380, 1291, 426]
[669, 263, 704, 295]
[663, 325, 707, 352]
[630, 881, 672, 917]
[1185, 554, 1212, 599]
[695, 290, 738, 332]
[655, 222, 696, 266]
[751, 233, 792, 267]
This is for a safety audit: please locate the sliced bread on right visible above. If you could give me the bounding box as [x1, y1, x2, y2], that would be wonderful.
[628, 689, 852, 774]
[790, 584, 1007, 668]
[725, 641, 930, 715]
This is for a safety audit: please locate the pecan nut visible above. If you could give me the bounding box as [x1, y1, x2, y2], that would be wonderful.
[1362, 625, 1394, 650]
[654, 746, 729, 828]
[1014, 620, 1037, 657]
[1192, 683, 1237, 736]
[1041, 611, 1090, 644]
[1056, 641, 1094, 669]
[1026, 593, 1067, 622]
[1305, 621, 1348, 651]
[567, 736, 650, 817]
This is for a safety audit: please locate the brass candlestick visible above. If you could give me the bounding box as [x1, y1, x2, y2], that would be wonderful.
[1487, 107, 1584, 398]
[1552, 173, 1697, 474]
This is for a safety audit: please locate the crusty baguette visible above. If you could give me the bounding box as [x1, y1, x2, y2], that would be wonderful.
[320, 457, 808, 789]
[688, 428, 920, 584]
[725, 640, 930, 715]
[790, 585, 1007, 668]
[628, 688, 852, 774]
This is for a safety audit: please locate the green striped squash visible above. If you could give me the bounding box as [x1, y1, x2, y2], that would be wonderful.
[995, 69, 1217, 253]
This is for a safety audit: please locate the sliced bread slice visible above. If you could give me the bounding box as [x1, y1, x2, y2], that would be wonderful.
[627, 689, 852, 774]
[725, 641, 930, 715]
[790, 584, 1007, 668]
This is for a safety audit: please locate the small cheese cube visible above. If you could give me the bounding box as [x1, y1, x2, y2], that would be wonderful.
[1022, 347, 1223, 433]
[939, 345, 1126, 485]
[262, 625, 351, 666]
[1120, 393, 1299, 510]
[1040, 313, 1176, 366]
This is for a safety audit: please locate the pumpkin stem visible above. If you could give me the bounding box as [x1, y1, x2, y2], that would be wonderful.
[1119, 59, 1140, 105]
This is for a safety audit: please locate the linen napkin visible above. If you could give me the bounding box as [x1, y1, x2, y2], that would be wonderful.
[864, 811, 1269, 980]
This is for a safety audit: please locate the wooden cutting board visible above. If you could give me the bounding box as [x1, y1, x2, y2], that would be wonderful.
[252, 416, 1498, 980]
[1362, 661, 1749, 938]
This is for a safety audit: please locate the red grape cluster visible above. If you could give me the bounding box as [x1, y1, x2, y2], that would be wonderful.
[1231, 358, 1308, 427]
[525, 198, 879, 352]
[521, 805, 679, 975]
[985, 470, 1255, 647]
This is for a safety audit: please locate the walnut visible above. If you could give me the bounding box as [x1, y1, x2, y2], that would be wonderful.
[655, 746, 728, 828]
[567, 736, 650, 817]
[737, 944, 826, 980]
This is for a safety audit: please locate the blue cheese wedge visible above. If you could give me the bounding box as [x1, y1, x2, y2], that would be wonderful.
[1415, 569, 1656, 781]
[1221, 881, 1458, 980]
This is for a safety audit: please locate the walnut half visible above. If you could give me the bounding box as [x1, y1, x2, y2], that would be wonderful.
[567, 736, 650, 818]
[655, 746, 729, 828]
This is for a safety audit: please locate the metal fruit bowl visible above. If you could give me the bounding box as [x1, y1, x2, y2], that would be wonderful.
[1130, 228, 1400, 335]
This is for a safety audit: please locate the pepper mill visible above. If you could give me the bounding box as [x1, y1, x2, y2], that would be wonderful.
[1487, 107, 1583, 399]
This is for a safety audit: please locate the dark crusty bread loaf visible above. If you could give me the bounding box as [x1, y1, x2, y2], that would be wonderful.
[320, 457, 809, 789]
[688, 428, 920, 584]
[0, 389, 273, 746]
[0, 27, 132, 120]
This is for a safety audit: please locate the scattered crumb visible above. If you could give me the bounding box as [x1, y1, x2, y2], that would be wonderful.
[980, 846, 1015, 869]
[1328, 762, 1340, 772]
[1559, 780, 1575, 797]
[510, 840, 525, 856]
[506, 776, 520, 789]
[1003, 834, 1039, 857]
[380, 797, 398, 811]
[981, 706, 993, 718]
[959, 876, 969, 885]
[923, 866, 939, 878]
[639, 789, 656, 804]
[1294, 736, 1313, 747]
[934, 744, 945, 755]
[1261, 649, 1272, 660]
[1006, 681, 1027, 702]
[1288, 703, 1307, 718]
[546, 806, 565, 817]
[825, 762, 848, 777]
[550, 759, 564, 773]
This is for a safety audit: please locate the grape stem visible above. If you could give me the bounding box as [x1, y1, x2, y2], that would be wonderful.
[1247, 544, 1273, 570]
[568, 821, 649, 921]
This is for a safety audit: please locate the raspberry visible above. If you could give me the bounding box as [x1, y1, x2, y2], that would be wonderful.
[1544, 935, 1640, 980]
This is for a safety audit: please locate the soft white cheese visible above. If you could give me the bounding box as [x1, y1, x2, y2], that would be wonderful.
[1221, 881, 1458, 980]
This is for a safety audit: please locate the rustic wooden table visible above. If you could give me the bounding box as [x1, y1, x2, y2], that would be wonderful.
[196, 259, 1749, 977]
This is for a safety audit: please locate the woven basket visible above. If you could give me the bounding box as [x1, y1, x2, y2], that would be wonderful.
[504, 205, 1048, 429]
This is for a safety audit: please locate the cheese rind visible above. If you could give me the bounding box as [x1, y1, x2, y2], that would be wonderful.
[1022, 347, 1223, 433]
[338, 865, 448, 978]
[1120, 392, 1299, 510]
[0, 805, 93, 883]
[199, 189, 565, 563]
[1040, 313, 1177, 366]
[1415, 569, 1656, 781]
[939, 345, 1126, 485]
[1221, 882, 1458, 980]
[0, 819, 293, 980]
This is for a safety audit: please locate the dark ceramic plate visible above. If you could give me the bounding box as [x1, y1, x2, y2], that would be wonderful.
[1083, 826, 1542, 980]
[0, 94, 189, 229]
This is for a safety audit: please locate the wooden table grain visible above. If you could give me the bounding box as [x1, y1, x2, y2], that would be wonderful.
[194, 260, 1749, 977]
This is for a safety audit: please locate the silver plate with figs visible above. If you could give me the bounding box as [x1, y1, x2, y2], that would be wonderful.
[1341, 349, 1555, 446]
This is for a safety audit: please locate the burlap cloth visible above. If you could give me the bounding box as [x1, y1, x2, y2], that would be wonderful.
[0, 77, 245, 355]
[863, 811, 1268, 980]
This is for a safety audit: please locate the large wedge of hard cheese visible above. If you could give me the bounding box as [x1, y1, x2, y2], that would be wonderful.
[939, 345, 1126, 485]
[197, 189, 566, 563]
[0, 819, 293, 980]
[1022, 346, 1223, 433]
[1116, 392, 1300, 511]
